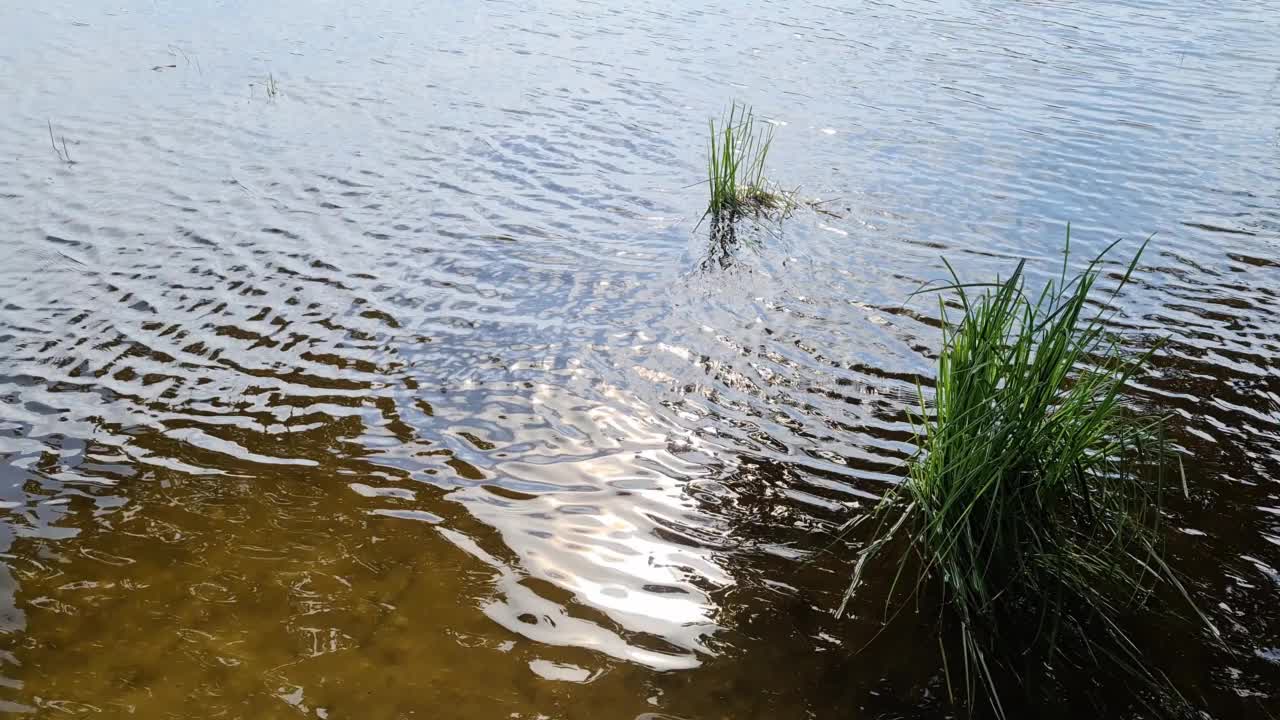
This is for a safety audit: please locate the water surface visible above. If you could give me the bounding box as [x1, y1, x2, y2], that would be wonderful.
[0, 0, 1278, 717]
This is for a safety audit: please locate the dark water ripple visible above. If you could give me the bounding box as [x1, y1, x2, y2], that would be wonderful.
[0, 0, 1277, 716]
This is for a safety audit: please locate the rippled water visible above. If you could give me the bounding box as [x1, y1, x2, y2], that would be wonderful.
[1, 0, 1278, 717]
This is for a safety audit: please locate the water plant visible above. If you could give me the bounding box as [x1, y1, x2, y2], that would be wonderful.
[704, 103, 791, 224]
[841, 235, 1216, 717]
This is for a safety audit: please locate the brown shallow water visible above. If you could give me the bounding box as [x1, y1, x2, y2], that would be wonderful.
[1, 0, 1279, 717]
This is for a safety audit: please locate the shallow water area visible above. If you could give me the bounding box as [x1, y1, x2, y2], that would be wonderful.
[0, 0, 1278, 717]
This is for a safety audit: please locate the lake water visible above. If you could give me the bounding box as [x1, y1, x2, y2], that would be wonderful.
[0, 0, 1277, 717]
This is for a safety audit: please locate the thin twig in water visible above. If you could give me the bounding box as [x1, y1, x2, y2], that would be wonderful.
[48, 120, 61, 159]
[169, 44, 204, 75]
[48, 120, 73, 164]
[807, 197, 846, 218]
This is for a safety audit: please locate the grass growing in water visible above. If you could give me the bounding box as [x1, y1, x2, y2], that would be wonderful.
[705, 103, 791, 224]
[842, 235, 1217, 717]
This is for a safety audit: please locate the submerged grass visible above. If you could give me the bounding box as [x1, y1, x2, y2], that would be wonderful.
[704, 103, 792, 224]
[842, 233, 1218, 717]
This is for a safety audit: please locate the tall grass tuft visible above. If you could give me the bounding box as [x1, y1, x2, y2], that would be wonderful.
[705, 103, 790, 224]
[842, 234, 1217, 717]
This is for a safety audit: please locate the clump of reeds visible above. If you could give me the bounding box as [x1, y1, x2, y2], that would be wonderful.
[842, 235, 1216, 717]
[704, 103, 792, 224]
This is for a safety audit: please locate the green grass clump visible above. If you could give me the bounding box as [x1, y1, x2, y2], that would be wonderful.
[842, 235, 1216, 717]
[705, 103, 791, 223]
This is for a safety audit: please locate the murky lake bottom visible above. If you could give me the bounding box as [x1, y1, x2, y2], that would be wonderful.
[1, 0, 1278, 717]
